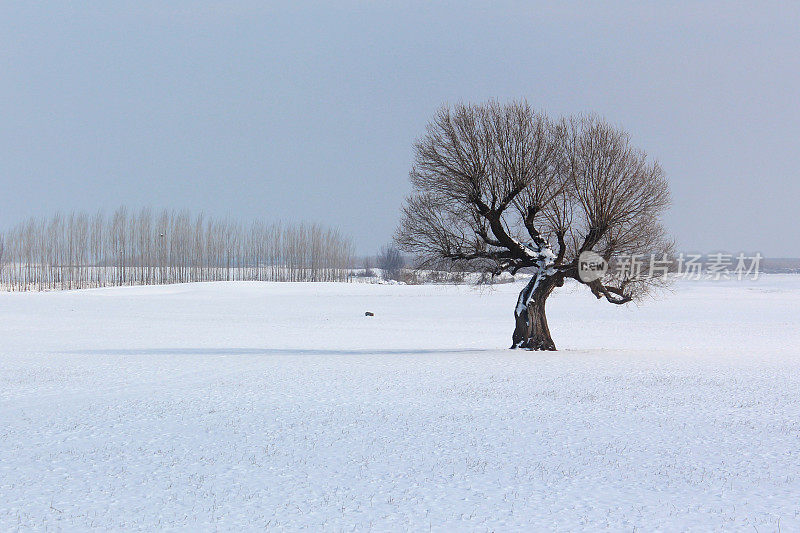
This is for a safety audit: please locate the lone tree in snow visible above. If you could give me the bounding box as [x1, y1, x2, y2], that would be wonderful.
[396, 101, 672, 350]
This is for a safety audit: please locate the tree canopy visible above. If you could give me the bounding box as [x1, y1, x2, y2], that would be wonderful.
[397, 100, 672, 304]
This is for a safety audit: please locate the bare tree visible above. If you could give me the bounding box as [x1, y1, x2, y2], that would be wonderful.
[0, 232, 5, 288]
[396, 101, 673, 350]
[360, 256, 375, 278]
[0, 208, 354, 291]
[377, 244, 405, 281]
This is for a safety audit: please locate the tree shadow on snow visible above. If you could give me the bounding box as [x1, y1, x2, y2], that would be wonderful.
[63, 347, 496, 357]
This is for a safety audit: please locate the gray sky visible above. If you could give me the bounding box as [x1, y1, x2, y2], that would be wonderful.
[1, 1, 798, 256]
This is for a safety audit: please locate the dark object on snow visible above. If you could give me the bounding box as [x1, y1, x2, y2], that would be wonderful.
[364, 311, 374, 316]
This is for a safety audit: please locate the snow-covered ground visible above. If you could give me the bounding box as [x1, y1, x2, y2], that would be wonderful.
[1, 276, 799, 531]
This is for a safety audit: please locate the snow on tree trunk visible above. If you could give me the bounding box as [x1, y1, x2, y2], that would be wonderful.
[512, 270, 557, 351]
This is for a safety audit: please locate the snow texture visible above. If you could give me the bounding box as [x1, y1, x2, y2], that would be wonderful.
[1, 276, 800, 531]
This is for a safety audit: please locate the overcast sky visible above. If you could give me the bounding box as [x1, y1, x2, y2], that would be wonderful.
[1, 1, 798, 256]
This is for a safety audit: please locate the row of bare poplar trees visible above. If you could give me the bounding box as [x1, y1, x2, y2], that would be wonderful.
[0, 208, 355, 291]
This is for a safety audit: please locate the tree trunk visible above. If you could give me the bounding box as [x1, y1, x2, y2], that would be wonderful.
[512, 273, 557, 351]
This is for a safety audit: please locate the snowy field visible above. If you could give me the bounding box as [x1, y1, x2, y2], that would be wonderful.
[1, 276, 800, 531]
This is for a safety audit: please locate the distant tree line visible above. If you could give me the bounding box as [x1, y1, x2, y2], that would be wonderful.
[376, 244, 405, 280]
[0, 207, 354, 291]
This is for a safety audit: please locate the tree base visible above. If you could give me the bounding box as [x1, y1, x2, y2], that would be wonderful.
[510, 339, 557, 351]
